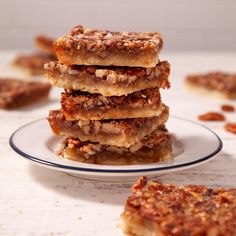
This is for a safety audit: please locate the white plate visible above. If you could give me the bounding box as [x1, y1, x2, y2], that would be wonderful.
[9, 116, 222, 181]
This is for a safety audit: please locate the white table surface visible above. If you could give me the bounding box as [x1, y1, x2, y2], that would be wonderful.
[0, 51, 236, 236]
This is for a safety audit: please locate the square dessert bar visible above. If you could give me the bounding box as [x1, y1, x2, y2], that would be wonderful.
[0, 78, 51, 109]
[13, 53, 56, 76]
[45, 61, 170, 96]
[54, 25, 163, 67]
[121, 177, 236, 236]
[186, 72, 236, 99]
[35, 35, 55, 55]
[48, 105, 169, 148]
[61, 88, 163, 120]
[59, 128, 172, 165]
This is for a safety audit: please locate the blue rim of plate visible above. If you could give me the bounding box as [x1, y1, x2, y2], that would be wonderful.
[9, 116, 223, 173]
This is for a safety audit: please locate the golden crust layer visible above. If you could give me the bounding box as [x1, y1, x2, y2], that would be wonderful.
[186, 72, 236, 99]
[0, 78, 51, 109]
[121, 177, 236, 236]
[61, 88, 162, 120]
[60, 128, 172, 165]
[45, 61, 170, 96]
[48, 105, 169, 148]
[54, 25, 163, 67]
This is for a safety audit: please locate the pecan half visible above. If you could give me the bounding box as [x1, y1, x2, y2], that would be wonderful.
[224, 123, 236, 134]
[221, 104, 235, 112]
[198, 112, 225, 121]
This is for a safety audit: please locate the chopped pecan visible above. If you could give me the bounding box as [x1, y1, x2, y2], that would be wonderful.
[221, 104, 235, 112]
[198, 112, 225, 121]
[224, 123, 236, 134]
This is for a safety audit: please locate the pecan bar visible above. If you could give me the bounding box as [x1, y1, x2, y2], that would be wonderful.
[186, 72, 236, 99]
[61, 88, 162, 120]
[0, 78, 51, 109]
[48, 105, 169, 148]
[45, 61, 170, 96]
[54, 25, 163, 68]
[121, 177, 236, 236]
[35, 35, 55, 55]
[13, 53, 56, 76]
[59, 128, 172, 165]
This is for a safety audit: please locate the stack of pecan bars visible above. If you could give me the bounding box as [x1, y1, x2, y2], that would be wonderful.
[45, 25, 172, 165]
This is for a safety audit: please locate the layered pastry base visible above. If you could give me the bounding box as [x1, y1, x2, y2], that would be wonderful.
[48, 105, 169, 148]
[186, 72, 236, 99]
[45, 61, 170, 96]
[0, 78, 51, 109]
[13, 53, 56, 76]
[54, 25, 163, 68]
[61, 88, 162, 120]
[35, 35, 55, 55]
[60, 128, 172, 165]
[121, 176, 236, 236]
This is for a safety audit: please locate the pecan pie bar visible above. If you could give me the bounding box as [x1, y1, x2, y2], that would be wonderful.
[13, 53, 56, 76]
[186, 72, 236, 99]
[45, 61, 170, 96]
[48, 105, 169, 148]
[54, 25, 163, 68]
[59, 128, 172, 165]
[61, 88, 162, 120]
[121, 177, 236, 236]
[0, 78, 51, 109]
[35, 35, 55, 55]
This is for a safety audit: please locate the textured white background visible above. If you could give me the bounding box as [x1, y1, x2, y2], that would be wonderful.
[1, 0, 236, 51]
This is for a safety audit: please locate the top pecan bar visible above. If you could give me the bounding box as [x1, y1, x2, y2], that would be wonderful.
[54, 25, 163, 68]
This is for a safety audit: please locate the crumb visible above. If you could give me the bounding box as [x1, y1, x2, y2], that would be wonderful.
[224, 123, 236, 134]
[221, 104, 235, 112]
[198, 112, 225, 121]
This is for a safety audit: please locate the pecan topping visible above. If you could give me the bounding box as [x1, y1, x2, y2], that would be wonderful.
[198, 112, 225, 121]
[221, 104, 235, 112]
[55, 24, 163, 56]
[224, 123, 236, 134]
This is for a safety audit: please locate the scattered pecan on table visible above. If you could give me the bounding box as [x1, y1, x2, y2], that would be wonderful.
[198, 112, 225, 121]
[221, 104, 235, 112]
[224, 123, 236, 134]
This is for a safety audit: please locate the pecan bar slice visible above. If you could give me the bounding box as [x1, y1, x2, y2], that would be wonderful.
[48, 105, 169, 148]
[186, 72, 236, 99]
[121, 177, 236, 236]
[59, 128, 172, 165]
[61, 88, 162, 120]
[45, 61, 170, 96]
[0, 78, 51, 109]
[13, 53, 56, 76]
[54, 25, 163, 68]
[35, 35, 55, 55]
